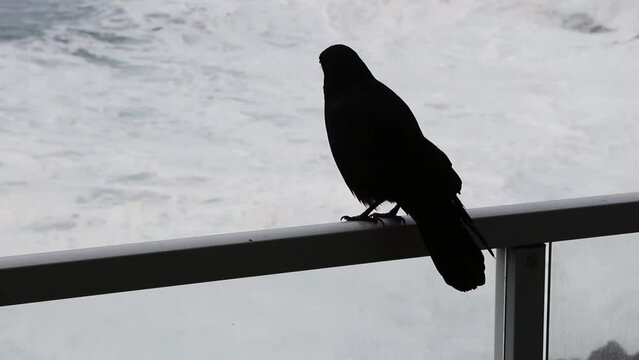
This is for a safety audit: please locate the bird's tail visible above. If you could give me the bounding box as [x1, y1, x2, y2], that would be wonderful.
[401, 197, 486, 291]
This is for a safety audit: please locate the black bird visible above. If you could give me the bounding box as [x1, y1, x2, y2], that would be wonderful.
[320, 44, 492, 291]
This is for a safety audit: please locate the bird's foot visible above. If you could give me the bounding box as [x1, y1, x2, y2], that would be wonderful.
[340, 214, 383, 225]
[371, 212, 405, 225]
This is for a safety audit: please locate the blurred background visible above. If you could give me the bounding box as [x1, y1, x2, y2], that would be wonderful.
[1, 0, 638, 359]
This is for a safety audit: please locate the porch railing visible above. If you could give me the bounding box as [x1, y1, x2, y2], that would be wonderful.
[2, 192, 638, 360]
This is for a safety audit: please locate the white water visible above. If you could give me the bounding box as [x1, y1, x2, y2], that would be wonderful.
[1, 0, 638, 359]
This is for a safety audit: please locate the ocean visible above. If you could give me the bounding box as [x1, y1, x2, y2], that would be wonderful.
[1, 0, 638, 359]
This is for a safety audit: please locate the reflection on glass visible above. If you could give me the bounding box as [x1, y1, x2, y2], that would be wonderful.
[549, 234, 639, 360]
[0, 256, 494, 359]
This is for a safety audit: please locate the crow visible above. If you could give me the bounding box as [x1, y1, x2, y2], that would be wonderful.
[320, 44, 492, 291]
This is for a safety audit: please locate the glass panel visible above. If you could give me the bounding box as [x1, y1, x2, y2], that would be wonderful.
[549, 234, 639, 360]
[0, 256, 494, 359]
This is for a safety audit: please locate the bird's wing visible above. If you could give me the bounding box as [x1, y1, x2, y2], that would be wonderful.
[364, 81, 463, 196]
[325, 78, 462, 201]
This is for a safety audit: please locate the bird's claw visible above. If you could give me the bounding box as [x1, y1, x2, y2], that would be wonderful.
[371, 212, 406, 225]
[341, 214, 383, 225]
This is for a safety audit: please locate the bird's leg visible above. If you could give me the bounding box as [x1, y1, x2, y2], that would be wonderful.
[371, 204, 405, 224]
[341, 201, 383, 224]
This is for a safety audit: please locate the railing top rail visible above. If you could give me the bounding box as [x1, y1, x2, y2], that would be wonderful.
[1, 192, 638, 306]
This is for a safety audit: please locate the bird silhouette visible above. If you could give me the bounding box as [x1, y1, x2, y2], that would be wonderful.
[320, 44, 492, 291]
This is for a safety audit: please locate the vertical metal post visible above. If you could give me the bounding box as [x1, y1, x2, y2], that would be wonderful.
[544, 242, 552, 360]
[495, 245, 546, 360]
[494, 248, 506, 360]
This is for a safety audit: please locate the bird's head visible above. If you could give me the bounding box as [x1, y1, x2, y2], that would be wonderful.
[319, 44, 374, 94]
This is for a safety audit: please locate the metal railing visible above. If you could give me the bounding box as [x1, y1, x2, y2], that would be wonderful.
[1, 192, 638, 360]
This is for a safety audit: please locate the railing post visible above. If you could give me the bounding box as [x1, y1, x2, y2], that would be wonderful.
[494, 248, 506, 360]
[495, 245, 546, 360]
